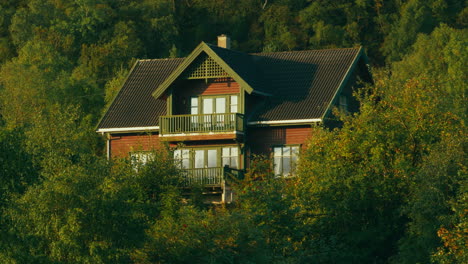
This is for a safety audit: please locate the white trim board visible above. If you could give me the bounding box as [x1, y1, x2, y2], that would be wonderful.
[97, 126, 160, 133]
[247, 119, 322, 125]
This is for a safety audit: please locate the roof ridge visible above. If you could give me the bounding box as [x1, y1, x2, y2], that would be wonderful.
[137, 46, 360, 61]
[206, 43, 257, 58]
[252, 47, 361, 56]
[138, 57, 185, 62]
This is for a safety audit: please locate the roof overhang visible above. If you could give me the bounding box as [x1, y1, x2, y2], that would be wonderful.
[152, 42, 256, 99]
[321, 46, 363, 120]
[97, 126, 160, 134]
[247, 119, 322, 126]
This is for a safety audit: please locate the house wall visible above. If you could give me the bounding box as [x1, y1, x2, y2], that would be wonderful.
[188, 77, 240, 96]
[108, 125, 312, 171]
[247, 126, 313, 155]
[109, 133, 162, 158]
[173, 78, 240, 115]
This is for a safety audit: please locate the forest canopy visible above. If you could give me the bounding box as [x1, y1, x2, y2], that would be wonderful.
[0, 0, 466, 263]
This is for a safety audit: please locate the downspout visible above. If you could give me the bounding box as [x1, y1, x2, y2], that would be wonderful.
[106, 133, 111, 160]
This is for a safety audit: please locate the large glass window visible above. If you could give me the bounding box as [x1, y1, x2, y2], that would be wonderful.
[174, 149, 189, 169]
[173, 147, 238, 170]
[190, 97, 198, 115]
[215, 97, 226, 114]
[195, 150, 205, 168]
[230, 95, 238, 113]
[189, 95, 239, 115]
[273, 145, 299, 176]
[222, 147, 239, 169]
[207, 149, 217, 167]
[203, 98, 213, 114]
[339, 95, 348, 112]
[130, 152, 154, 171]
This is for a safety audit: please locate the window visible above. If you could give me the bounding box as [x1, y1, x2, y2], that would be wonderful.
[273, 145, 299, 176]
[175, 148, 222, 169]
[174, 149, 190, 169]
[172, 146, 240, 185]
[189, 95, 239, 115]
[173, 147, 239, 169]
[194, 150, 205, 168]
[190, 97, 199, 115]
[339, 95, 348, 112]
[222, 147, 239, 169]
[190, 97, 199, 126]
[130, 152, 155, 171]
[230, 95, 238, 113]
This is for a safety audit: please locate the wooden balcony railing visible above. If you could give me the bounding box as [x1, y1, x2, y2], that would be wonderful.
[181, 167, 245, 187]
[160, 113, 244, 135]
[182, 167, 224, 186]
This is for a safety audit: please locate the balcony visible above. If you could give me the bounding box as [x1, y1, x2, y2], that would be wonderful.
[181, 167, 244, 187]
[159, 113, 244, 141]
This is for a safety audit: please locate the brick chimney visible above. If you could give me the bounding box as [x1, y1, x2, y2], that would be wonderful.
[217, 34, 231, 49]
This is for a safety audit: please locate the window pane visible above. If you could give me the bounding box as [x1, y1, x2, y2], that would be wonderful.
[216, 98, 226, 113]
[174, 150, 181, 159]
[195, 150, 204, 168]
[203, 98, 213, 114]
[222, 147, 229, 157]
[283, 157, 291, 175]
[291, 146, 299, 157]
[274, 157, 282, 175]
[291, 155, 298, 171]
[230, 95, 238, 113]
[230, 157, 238, 169]
[231, 95, 238, 104]
[283, 146, 290, 157]
[231, 147, 238, 156]
[222, 157, 230, 167]
[191, 97, 198, 107]
[207, 149, 217, 167]
[274, 147, 282, 157]
[182, 159, 189, 169]
[182, 149, 189, 159]
[230, 105, 238, 113]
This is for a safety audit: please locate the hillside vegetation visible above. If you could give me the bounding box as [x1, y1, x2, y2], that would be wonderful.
[0, 1, 466, 263]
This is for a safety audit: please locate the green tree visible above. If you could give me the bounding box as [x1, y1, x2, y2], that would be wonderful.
[294, 24, 466, 263]
[388, 24, 467, 264]
[382, 0, 465, 62]
[0, 40, 74, 128]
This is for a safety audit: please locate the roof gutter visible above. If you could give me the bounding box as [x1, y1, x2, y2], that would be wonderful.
[247, 119, 322, 126]
[96, 126, 160, 134]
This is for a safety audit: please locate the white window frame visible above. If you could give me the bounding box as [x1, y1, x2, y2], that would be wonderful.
[273, 145, 300, 177]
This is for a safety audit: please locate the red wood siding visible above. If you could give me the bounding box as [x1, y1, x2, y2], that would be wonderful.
[247, 126, 313, 155]
[173, 78, 240, 115]
[192, 78, 240, 96]
[110, 133, 161, 158]
[161, 133, 242, 142]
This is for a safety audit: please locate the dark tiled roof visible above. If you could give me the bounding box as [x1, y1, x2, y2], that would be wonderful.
[98, 58, 183, 129]
[207, 44, 267, 94]
[97, 46, 362, 129]
[249, 48, 361, 121]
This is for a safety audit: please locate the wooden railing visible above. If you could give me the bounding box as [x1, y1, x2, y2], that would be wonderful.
[223, 165, 245, 183]
[181, 167, 245, 187]
[160, 113, 244, 135]
[182, 167, 224, 186]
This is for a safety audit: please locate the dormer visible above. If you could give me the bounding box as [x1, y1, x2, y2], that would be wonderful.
[152, 38, 270, 141]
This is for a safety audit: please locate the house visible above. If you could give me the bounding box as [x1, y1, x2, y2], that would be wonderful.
[97, 35, 372, 202]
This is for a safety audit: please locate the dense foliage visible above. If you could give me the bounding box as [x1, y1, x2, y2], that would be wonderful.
[0, 0, 466, 263]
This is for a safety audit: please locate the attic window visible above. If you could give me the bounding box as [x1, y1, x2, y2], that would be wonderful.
[184, 54, 228, 79]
